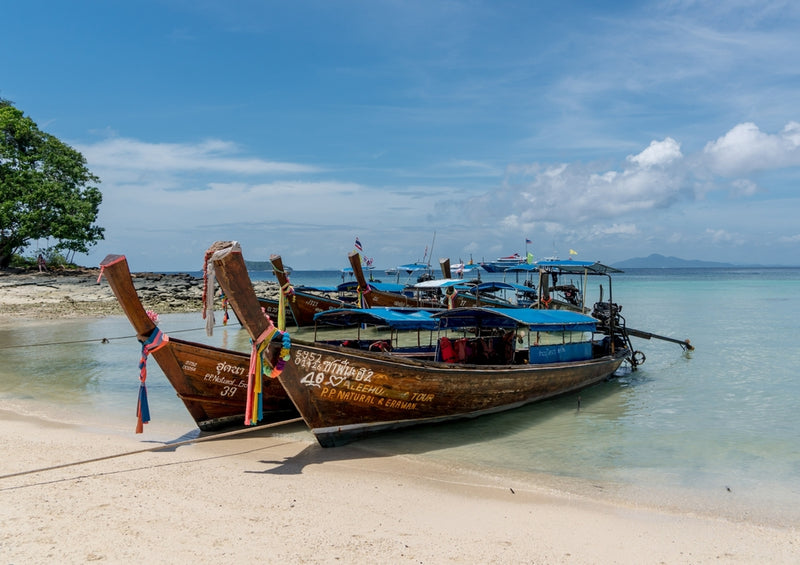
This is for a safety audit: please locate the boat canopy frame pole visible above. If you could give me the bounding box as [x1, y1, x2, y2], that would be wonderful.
[582, 269, 588, 311]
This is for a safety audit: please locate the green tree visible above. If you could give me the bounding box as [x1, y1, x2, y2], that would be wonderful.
[0, 99, 104, 268]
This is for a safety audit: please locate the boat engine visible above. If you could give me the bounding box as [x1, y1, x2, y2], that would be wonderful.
[591, 301, 645, 369]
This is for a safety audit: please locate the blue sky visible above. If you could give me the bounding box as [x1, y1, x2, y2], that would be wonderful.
[4, 1, 800, 271]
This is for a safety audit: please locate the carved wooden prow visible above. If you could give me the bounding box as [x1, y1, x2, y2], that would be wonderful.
[99, 254, 156, 339]
[206, 242, 272, 343]
[439, 258, 451, 279]
[269, 254, 290, 289]
[348, 251, 370, 290]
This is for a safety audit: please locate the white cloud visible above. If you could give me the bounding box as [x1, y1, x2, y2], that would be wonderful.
[704, 228, 742, 245]
[75, 121, 800, 269]
[627, 137, 683, 168]
[496, 137, 688, 228]
[472, 122, 800, 258]
[591, 223, 640, 237]
[702, 122, 800, 176]
[730, 178, 760, 197]
[78, 137, 319, 176]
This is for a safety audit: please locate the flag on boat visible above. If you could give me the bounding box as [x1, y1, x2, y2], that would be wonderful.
[527, 252, 534, 264]
[569, 249, 578, 256]
[525, 238, 532, 244]
[355, 237, 363, 251]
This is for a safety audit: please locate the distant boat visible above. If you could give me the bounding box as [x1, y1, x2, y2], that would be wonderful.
[450, 262, 481, 276]
[384, 261, 435, 283]
[479, 253, 527, 272]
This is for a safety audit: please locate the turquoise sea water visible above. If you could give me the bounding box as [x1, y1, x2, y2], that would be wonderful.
[2, 267, 799, 525]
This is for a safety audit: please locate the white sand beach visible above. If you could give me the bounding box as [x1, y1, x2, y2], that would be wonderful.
[2, 413, 797, 564]
[1, 269, 798, 563]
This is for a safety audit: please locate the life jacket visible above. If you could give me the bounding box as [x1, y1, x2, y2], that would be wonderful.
[439, 336, 457, 363]
[454, 338, 470, 362]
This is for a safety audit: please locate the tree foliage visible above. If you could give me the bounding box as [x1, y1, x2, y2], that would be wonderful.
[0, 99, 104, 267]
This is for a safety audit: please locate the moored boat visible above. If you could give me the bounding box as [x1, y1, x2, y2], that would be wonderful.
[348, 251, 443, 309]
[479, 253, 527, 272]
[207, 241, 634, 447]
[99, 254, 298, 431]
[269, 253, 355, 327]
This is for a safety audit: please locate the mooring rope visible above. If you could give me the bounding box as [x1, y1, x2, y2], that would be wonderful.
[0, 417, 305, 480]
[0, 323, 234, 350]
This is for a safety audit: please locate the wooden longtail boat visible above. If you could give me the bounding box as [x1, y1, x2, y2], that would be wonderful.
[348, 251, 442, 308]
[99, 254, 298, 431]
[207, 241, 632, 447]
[270, 254, 354, 327]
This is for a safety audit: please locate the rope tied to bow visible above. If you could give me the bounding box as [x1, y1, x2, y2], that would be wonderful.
[136, 324, 168, 433]
[97, 254, 126, 283]
[356, 283, 372, 308]
[202, 250, 218, 336]
[277, 279, 295, 331]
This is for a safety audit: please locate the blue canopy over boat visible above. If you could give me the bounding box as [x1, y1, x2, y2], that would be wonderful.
[412, 278, 470, 290]
[467, 281, 536, 294]
[314, 306, 597, 333]
[433, 307, 597, 332]
[314, 307, 440, 329]
[503, 260, 622, 275]
[397, 262, 432, 273]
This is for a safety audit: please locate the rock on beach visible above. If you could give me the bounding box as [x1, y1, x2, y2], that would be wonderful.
[0, 268, 280, 319]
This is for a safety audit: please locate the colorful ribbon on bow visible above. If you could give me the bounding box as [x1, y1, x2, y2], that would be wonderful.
[268, 331, 292, 380]
[136, 327, 168, 433]
[446, 286, 459, 309]
[244, 316, 293, 425]
[221, 290, 229, 325]
[245, 326, 274, 426]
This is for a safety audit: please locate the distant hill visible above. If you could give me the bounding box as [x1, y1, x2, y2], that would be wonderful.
[612, 254, 736, 269]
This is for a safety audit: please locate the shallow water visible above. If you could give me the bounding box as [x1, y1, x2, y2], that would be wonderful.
[2, 267, 799, 525]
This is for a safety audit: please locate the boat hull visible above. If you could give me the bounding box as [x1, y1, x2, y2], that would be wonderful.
[273, 340, 626, 446]
[163, 337, 297, 430]
[100, 253, 297, 431]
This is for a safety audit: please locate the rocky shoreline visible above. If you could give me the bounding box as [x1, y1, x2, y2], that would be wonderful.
[0, 267, 280, 319]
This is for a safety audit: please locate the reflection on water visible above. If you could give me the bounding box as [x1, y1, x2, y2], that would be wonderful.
[2, 269, 800, 525]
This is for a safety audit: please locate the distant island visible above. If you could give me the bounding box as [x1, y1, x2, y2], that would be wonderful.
[244, 260, 292, 272]
[612, 254, 737, 268]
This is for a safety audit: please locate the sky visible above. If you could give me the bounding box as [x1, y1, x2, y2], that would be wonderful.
[3, 0, 800, 271]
